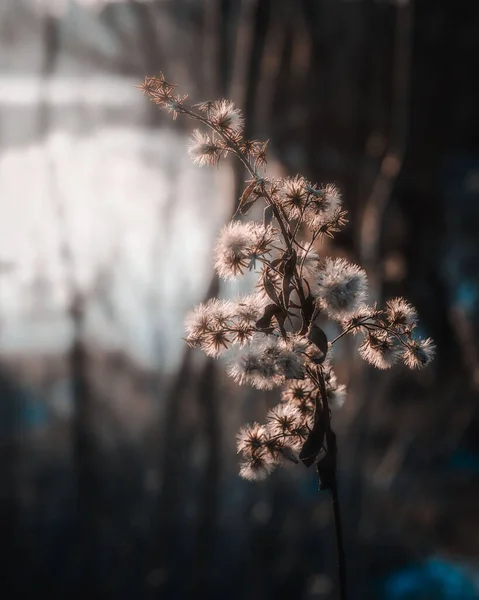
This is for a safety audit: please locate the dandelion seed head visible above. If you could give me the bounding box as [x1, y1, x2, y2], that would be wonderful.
[386, 297, 418, 328]
[202, 329, 231, 357]
[185, 299, 233, 356]
[164, 95, 188, 120]
[282, 335, 310, 355]
[239, 456, 276, 481]
[304, 183, 342, 230]
[184, 302, 211, 338]
[322, 183, 342, 215]
[214, 222, 256, 279]
[228, 349, 262, 384]
[233, 294, 266, 323]
[342, 304, 377, 334]
[248, 224, 276, 264]
[187, 129, 220, 167]
[236, 422, 267, 456]
[214, 222, 273, 280]
[278, 175, 308, 219]
[402, 337, 435, 369]
[281, 379, 314, 403]
[358, 331, 401, 369]
[227, 343, 283, 390]
[313, 258, 368, 319]
[266, 403, 303, 440]
[230, 324, 255, 347]
[229, 295, 267, 346]
[255, 332, 281, 354]
[276, 336, 309, 379]
[281, 380, 315, 422]
[227, 334, 308, 390]
[210, 99, 245, 134]
[208, 298, 234, 323]
[266, 402, 301, 429]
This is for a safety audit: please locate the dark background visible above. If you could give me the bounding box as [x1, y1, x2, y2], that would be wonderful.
[1, 1, 479, 599]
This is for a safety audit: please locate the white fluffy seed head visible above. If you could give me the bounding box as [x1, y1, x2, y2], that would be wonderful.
[385, 298, 418, 328]
[214, 222, 274, 280]
[304, 183, 342, 229]
[276, 339, 306, 380]
[228, 348, 282, 390]
[402, 337, 435, 369]
[187, 129, 220, 167]
[281, 379, 314, 403]
[232, 294, 266, 323]
[278, 175, 308, 219]
[266, 403, 308, 451]
[236, 422, 267, 457]
[207, 298, 234, 323]
[184, 299, 233, 356]
[322, 183, 342, 214]
[266, 402, 302, 434]
[202, 330, 231, 357]
[341, 304, 378, 334]
[313, 258, 368, 319]
[184, 302, 211, 338]
[210, 99, 245, 134]
[214, 222, 255, 280]
[227, 333, 309, 390]
[281, 380, 315, 424]
[239, 456, 276, 481]
[228, 294, 267, 346]
[358, 331, 401, 370]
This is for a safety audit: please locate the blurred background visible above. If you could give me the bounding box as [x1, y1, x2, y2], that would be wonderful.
[1, 0, 479, 598]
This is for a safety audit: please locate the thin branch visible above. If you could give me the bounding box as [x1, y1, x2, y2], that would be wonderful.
[359, 0, 414, 294]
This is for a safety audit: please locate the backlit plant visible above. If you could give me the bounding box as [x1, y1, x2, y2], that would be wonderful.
[139, 73, 435, 599]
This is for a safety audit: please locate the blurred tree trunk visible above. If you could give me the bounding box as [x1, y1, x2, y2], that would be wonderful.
[188, 359, 221, 597]
[0, 373, 23, 596]
[69, 296, 99, 596]
[38, 14, 99, 596]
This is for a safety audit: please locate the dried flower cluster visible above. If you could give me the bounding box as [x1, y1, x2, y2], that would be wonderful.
[139, 74, 435, 482]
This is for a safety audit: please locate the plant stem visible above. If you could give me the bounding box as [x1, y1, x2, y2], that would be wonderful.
[313, 370, 348, 600]
[330, 473, 347, 600]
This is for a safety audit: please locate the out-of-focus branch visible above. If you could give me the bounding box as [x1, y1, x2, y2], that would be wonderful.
[359, 0, 414, 296]
[147, 273, 220, 599]
[347, 3, 414, 593]
[202, 0, 221, 97]
[254, 2, 286, 136]
[129, 0, 166, 125]
[188, 359, 221, 597]
[38, 14, 98, 593]
[149, 2, 262, 574]
[229, 0, 259, 107]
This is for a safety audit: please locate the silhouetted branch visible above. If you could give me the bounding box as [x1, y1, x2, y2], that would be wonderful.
[359, 0, 414, 293]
